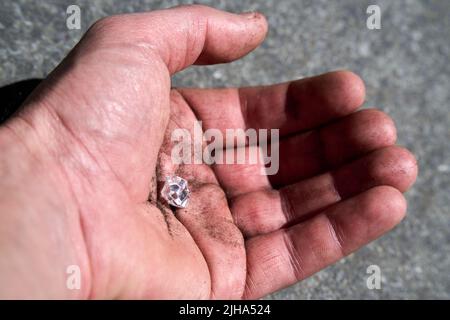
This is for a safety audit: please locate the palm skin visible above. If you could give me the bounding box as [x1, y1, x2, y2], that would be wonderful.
[0, 5, 417, 299]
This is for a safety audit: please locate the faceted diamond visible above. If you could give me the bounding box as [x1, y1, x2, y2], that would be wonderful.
[161, 176, 190, 209]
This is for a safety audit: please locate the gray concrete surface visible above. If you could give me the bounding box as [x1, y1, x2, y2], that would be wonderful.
[0, 0, 449, 299]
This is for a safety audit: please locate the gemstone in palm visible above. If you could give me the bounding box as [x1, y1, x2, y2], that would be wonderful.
[161, 176, 190, 209]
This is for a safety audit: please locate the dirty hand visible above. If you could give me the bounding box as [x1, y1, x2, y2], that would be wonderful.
[0, 5, 417, 299]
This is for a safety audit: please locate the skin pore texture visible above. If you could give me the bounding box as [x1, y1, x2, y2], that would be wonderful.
[0, 5, 417, 299]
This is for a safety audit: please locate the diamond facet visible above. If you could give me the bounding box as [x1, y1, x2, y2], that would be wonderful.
[161, 176, 190, 209]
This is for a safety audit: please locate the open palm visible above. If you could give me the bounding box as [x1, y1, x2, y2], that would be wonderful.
[2, 6, 417, 299]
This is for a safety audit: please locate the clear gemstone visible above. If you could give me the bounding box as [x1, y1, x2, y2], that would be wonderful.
[161, 176, 190, 209]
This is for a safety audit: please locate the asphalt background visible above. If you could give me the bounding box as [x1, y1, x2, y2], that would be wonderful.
[0, 0, 449, 299]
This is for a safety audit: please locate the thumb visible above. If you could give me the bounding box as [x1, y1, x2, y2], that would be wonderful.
[4, 5, 268, 202]
[81, 4, 268, 73]
[146, 4, 269, 72]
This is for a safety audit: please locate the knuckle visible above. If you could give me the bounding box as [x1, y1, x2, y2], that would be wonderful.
[88, 15, 126, 41]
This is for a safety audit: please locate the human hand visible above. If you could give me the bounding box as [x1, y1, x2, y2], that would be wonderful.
[0, 5, 417, 299]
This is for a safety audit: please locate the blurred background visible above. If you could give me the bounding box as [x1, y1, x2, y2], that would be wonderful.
[0, 0, 448, 299]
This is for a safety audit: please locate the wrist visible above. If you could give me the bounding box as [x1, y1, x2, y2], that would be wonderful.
[0, 115, 90, 299]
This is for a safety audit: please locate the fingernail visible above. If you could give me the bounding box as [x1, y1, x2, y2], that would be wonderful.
[239, 11, 259, 19]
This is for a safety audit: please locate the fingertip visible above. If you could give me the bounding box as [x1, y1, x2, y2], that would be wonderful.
[392, 146, 419, 191]
[370, 109, 398, 145]
[372, 146, 418, 192]
[356, 109, 398, 147]
[237, 11, 269, 50]
[365, 186, 407, 230]
[329, 70, 366, 112]
[297, 70, 366, 118]
[240, 11, 267, 23]
[254, 12, 269, 43]
[189, 8, 268, 65]
[242, 11, 269, 34]
[381, 185, 407, 223]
